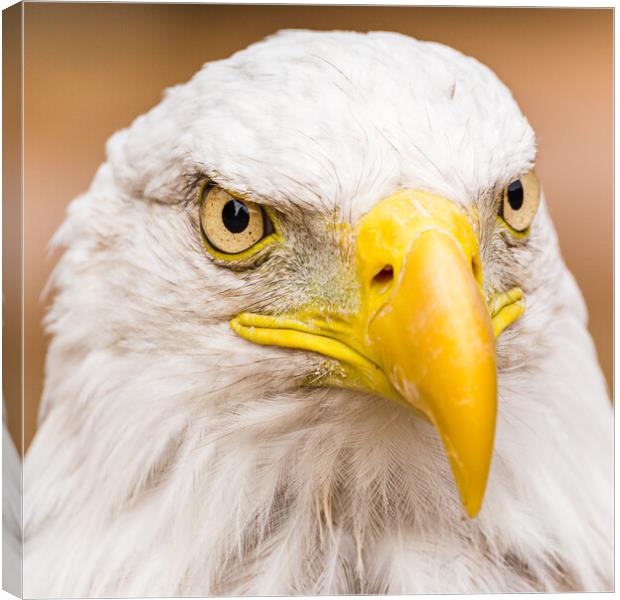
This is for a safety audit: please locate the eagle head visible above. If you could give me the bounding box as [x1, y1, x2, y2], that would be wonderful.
[28, 30, 612, 595]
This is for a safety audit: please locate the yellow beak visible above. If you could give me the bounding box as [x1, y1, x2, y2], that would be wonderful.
[231, 190, 524, 517]
[357, 191, 496, 517]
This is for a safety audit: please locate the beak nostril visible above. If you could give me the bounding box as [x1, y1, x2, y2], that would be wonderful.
[372, 265, 394, 290]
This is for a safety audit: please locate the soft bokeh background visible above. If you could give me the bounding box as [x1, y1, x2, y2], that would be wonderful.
[22, 4, 612, 450]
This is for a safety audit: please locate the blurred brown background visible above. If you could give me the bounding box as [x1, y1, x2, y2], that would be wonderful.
[22, 5, 612, 451]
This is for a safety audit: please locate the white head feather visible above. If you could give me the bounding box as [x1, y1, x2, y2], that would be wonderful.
[24, 31, 612, 596]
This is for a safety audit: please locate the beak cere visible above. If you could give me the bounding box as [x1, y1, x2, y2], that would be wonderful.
[231, 190, 512, 518]
[356, 191, 496, 517]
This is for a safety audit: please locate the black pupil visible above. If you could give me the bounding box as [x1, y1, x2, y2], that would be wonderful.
[506, 180, 524, 211]
[222, 199, 250, 233]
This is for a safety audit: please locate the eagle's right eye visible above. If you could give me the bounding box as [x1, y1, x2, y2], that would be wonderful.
[199, 184, 277, 260]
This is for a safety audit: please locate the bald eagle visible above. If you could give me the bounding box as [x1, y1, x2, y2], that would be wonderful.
[24, 31, 612, 595]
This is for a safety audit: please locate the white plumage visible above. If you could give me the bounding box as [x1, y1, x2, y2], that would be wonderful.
[24, 31, 612, 596]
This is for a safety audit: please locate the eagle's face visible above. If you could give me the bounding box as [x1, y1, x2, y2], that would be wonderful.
[65, 31, 562, 519]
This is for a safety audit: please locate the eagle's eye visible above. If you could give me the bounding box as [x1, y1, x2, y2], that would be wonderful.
[498, 170, 541, 234]
[199, 184, 276, 259]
